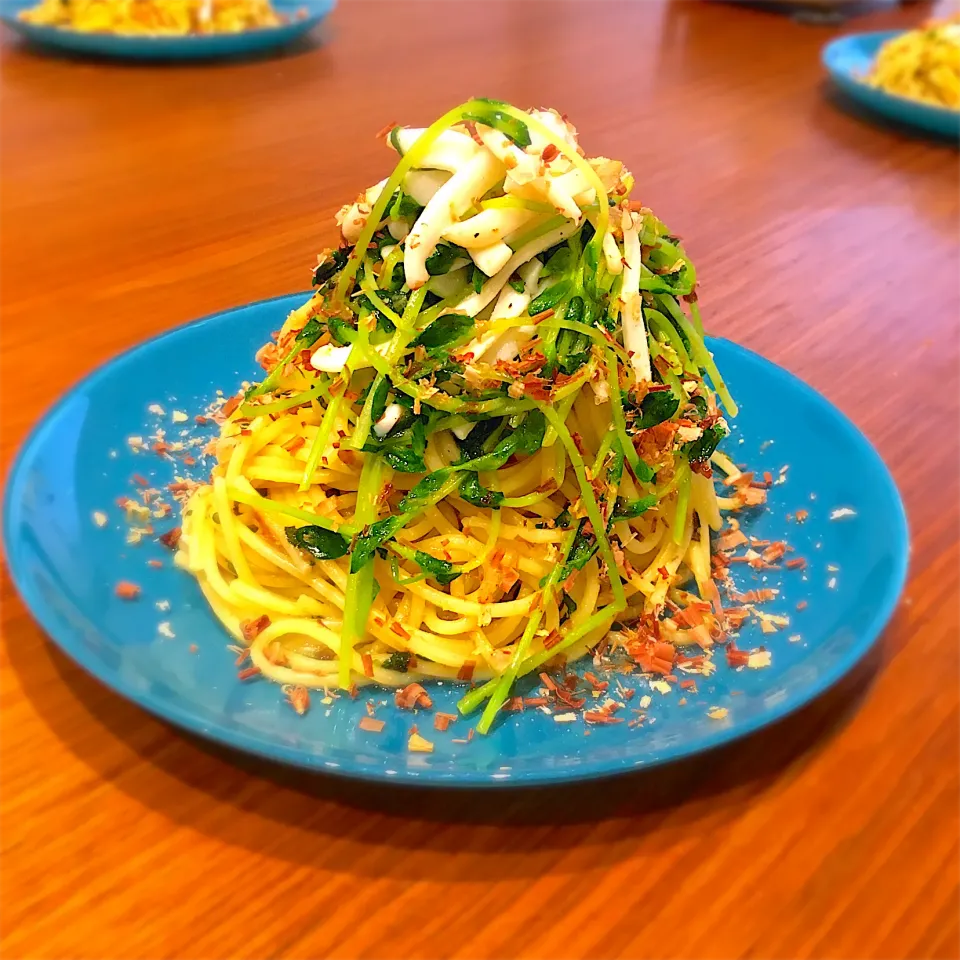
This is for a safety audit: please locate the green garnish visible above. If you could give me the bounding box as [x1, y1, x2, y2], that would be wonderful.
[285, 524, 350, 560]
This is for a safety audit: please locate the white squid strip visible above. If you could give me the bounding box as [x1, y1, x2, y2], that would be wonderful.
[620, 212, 651, 383]
[450, 220, 579, 320]
[391, 128, 480, 171]
[373, 403, 405, 438]
[403, 169, 449, 206]
[311, 340, 390, 374]
[476, 124, 539, 185]
[602, 231, 624, 275]
[442, 208, 534, 249]
[404, 150, 506, 290]
[470, 262, 538, 361]
[469, 242, 513, 278]
[548, 158, 624, 209]
[491, 257, 543, 321]
[526, 109, 580, 156]
[545, 178, 583, 223]
[310, 344, 353, 373]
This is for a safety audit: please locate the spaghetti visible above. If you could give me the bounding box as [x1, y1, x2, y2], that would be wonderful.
[178, 100, 762, 733]
[19, 0, 288, 34]
[867, 14, 960, 110]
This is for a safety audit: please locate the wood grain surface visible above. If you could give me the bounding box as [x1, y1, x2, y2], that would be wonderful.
[2, 1, 958, 957]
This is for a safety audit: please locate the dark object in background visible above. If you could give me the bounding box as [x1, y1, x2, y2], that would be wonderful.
[716, 0, 927, 25]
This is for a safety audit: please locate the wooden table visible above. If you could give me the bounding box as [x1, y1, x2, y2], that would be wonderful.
[2, 1, 958, 957]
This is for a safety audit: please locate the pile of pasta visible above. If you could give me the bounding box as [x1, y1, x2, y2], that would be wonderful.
[868, 14, 960, 109]
[19, 0, 285, 34]
[177, 99, 759, 733]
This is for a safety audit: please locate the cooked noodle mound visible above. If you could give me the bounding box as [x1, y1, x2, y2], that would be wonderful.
[868, 14, 960, 110]
[19, 0, 287, 34]
[178, 99, 763, 733]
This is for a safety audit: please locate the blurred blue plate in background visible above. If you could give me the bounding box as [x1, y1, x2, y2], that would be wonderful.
[0, 0, 333, 60]
[2, 293, 909, 786]
[822, 30, 960, 138]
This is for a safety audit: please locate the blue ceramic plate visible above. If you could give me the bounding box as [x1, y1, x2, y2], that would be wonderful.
[2, 293, 909, 786]
[822, 30, 960, 138]
[0, 0, 333, 60]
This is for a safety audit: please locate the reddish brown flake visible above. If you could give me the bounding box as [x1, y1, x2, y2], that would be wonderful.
[183, 456, 196, 467]
[237, 665, 261, 681]
[584, 671, 609, 692]
[786, 557, 807, 570]
[543, 630, 562, 651]
[540, 142, 560, 162]
[584, 712, 625, 725]
[675, 605, 704, 628]
[795, 509, 809, 523]
[434, 712, 457, 732]
[554, 687, 586, 710]
[457, 660, 476, 682]
[716, 529, 749, 551]
[158, 526, 182, 549]
[221, 394, 242, 419]
[359, 716, 385, 733]
[284, 436, 306, 455]
[395, 683, 433, 710]
[285, 685, 310, 716]
[348, 683, 360, 700]
[520, 374, 553, 402]
[796, 600, 808, 611]
[147, 559, 163, 569]
[726, 647, 750, 668]
[194, 415, 208, 425]
[762, 542, 787, 563]
[374, 120, 398, 140]
[653, 642, 676, 663]
[732, 588, 778, 604]
[497, 352, 546, 378]
[114, 581, 141, 600]
[240, 615, 271, 643]
[132, 474, 149, 487]
[524, 697, 549, 707]
[361, 652, 374, 678]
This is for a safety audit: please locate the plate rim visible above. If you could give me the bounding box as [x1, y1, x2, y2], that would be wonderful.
[821, 30, 960, 130]
[1, 292, 911, 787]
[0, 0, 334, 53]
